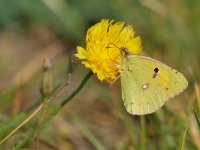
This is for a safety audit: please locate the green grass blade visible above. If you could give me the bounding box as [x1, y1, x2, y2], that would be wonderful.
[72, 114, 106, 150]
[140, 116, 146, 150]
[0, 113, 26, 140]
[119, 113, 137, 149]
[14, 129, 35, 150]
[193, 109, 200, 130]
[179, 128, 187, 150]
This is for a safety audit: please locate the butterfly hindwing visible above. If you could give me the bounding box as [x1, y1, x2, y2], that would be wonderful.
[120, 55, 188, 115]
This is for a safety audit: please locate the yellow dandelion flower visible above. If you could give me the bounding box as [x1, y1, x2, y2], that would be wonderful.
[76, 19, 142, 82]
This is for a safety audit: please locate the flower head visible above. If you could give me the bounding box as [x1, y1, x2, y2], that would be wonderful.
[76, 19, 142, 82]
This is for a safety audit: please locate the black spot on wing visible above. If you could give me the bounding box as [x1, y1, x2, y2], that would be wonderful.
[154, 67, 159, 73]
[153, 67, 159, 78]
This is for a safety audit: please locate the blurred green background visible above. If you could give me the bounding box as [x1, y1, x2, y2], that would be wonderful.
[0, 0, 200, 149]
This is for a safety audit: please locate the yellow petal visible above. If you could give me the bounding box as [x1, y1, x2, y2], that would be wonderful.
[76, 19, 142, 82]
[127, 36, 142, 54]
[75, 46, 88, 59]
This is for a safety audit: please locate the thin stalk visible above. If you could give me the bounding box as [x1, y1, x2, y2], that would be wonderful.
[34, 97, 48, 150]
[37, 70, 93, 132]
[0, 79, 70, 145]
[0, 103, 44, 145]
[179, 128, 187, 150]
[0, 70, 92, 145]
[61, 70, 93, 107]
[193, 109, 200, 129]
[72, 113, 106, 150]
[140, 116, 146, 150]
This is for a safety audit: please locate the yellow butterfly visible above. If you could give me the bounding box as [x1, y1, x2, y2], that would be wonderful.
[119, 48, 188, 115]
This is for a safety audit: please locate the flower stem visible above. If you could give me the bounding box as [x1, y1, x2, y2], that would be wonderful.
[61, 70, 93, 107]
[0, 71, 92, 145]
[34, 70, 93, 136]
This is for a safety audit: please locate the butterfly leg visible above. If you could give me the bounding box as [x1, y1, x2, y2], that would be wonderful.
[110, 74, 122, 87]
[110, 66, 129, 87]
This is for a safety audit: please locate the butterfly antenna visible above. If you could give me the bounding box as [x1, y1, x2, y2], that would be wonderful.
[106, 43, 120, 64]
[107, 43, 130, 56]
[106, 43, 121, 49]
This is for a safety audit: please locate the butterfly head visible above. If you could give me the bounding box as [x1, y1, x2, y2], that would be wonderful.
[120, 47, 132, 57]
[106, 43, 132, 57]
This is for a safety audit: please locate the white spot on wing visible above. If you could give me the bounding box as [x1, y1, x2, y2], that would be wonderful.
[142, 83, 149, 90]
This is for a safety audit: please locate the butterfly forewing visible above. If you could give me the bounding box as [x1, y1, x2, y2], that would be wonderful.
[120, 55, 188, 115]
[136, 55, 188, 99]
